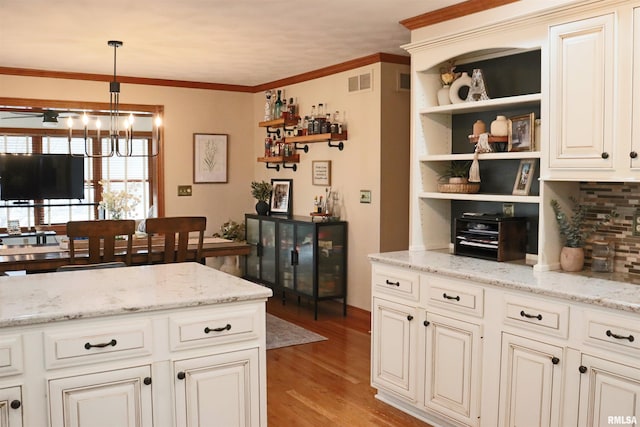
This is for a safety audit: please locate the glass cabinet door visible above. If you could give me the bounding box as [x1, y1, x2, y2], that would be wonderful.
[261, 219, 276, 284]
[245, 217, 260, 279]
[318, 224, 346, 297]
[295, 223, 315, 296]
[278, 222, 294, 290]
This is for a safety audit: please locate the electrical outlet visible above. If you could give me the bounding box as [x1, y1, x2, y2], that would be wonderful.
[634, 212, 640, 236]
[360, 190, 371, 204]
[178, 185, 192, 197]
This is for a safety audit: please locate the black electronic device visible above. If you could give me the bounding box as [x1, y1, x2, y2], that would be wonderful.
[0, 154, 84, 200]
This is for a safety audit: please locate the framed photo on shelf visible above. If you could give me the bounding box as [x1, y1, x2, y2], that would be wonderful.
[270, 179, 292, 216]
[312, 160, 331, 186]
[512, 159, 536, 196]
[193, 133, 228, 183]
[508, 113, 535, 152]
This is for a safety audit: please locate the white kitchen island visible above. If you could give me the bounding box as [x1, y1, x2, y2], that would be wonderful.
[0, 262, 272, 427]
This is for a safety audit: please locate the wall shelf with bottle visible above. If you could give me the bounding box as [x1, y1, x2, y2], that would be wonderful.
[257, 154, 300, 171]
[286, 131, 348, 151]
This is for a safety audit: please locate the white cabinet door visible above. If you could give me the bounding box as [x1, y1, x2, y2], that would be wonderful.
[371, 297, 419, 402]
[548, 13, 615, 170]
[578, 354, 640, 427]
[49, 365, 153, 427]
[631, 7, 640, 171]
[499, 333, 563, 427]
[174, 348, 261, 427]
[423, 312, 482, 427]
[0, 386, 22, 427]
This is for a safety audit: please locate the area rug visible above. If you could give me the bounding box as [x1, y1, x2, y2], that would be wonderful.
[266, 313, 327, 350]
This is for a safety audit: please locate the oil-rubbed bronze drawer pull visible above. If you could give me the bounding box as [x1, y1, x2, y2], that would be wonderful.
[84, 339, 117, 350]
[520, 310, 542, 321]
[443, 293, 460, 301]
[385, 279, 400, 287]
[204, 324, 232, 334]
[606, 329, 635, 342]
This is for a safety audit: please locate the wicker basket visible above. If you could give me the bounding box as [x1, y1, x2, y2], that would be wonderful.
[437, 182, 480, 194]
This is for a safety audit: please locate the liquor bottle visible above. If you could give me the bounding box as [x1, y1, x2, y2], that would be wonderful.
[263, 90, 272, 121]
[264, 136, 272, 157]
[274, 90, 283, 119]
[289, 97, 297, 116]
[308, 105, 316, 135]
[333, 110, 342, 134]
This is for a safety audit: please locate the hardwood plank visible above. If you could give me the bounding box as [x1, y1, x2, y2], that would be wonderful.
[266, 297, 431, 426]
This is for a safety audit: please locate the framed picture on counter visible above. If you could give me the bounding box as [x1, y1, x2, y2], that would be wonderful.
[193, 133, 228, 183]
[270, 179, 292, 216]
[512, 159, 536, 196]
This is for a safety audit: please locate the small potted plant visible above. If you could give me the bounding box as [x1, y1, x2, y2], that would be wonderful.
[550, 197, 616, 272]
[437, 161, 479, 194]
[212, 219, 246, 242]
[251, 181, 272, 216]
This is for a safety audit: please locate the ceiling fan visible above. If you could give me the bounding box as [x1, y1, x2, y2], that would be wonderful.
[1, 110, 77, 127]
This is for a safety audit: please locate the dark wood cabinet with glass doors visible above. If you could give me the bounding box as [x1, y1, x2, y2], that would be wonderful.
[244, 214, 347, 319]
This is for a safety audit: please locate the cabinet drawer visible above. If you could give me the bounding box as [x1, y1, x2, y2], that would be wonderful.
[169, 305, 261, 352]
[0, 335, 23, 377]
[584, 311, 640, 354]
[425, 275, 484, 317]
[44, 320, 152, 369]
[372, 265, 420, 301]
[503, 295, 569, 338]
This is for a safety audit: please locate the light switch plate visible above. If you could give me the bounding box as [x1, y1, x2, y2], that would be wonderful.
[178, 185, 192, 197]
[360, 190, 371, 204]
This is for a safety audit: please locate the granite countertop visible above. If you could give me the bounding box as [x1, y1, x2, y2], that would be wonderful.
[0, 262, 273, 328]
[369, 250, 640, 314]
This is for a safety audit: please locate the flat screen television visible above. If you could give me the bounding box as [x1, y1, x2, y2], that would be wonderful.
[0, 154, 84, 201]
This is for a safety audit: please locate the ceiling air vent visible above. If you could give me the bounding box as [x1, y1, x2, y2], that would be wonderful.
[348, 70, 373, 93]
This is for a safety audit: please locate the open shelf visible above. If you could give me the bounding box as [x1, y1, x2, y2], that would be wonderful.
[286, 131, 348, 144]
[419, 191, 540, 203]
[420, 151, 540, 162]
[419, 93, 541, 115]
[257, 154, 300, 163]
[258, 117, 299, 128]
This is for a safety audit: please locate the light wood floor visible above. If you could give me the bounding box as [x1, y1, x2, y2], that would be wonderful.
[266, 295, 431, 427]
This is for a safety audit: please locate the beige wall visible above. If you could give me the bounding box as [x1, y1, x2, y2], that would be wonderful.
[1, 60, 410, 311]
[252, 62, 410, 310]
[0, 74, 255, 236]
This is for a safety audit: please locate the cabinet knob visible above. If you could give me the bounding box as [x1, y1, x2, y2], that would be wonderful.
[10, 400, 20, 410]
[177, 371, 186, 380]
[601, 152, 609, 159]
[407, 315, 414, 321]
[551, 356, 560, 365]
[579, 365, 588, 374]
[423, 320, 430, 327]
[631, 151, 638, 159]
[143, 377, 152, 385]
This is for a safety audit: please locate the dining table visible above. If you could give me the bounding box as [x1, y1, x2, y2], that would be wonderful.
[0, 235, 251, 274]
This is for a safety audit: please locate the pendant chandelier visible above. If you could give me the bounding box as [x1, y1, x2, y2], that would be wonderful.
[67, 40, 161, 157]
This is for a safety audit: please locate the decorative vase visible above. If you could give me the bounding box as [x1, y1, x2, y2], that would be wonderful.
[220, 255, 243, 277]
[560, 247, 585, 272]
[449, 72, 472, 104]
[466, 68, 490, 101]
[472, 120, 486, 136]
[437, 85, 452, 106]
[491, 115, 509, 137]
[255, 200, 269, 216]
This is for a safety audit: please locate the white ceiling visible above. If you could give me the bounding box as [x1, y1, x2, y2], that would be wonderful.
[0, 0, 463, 87]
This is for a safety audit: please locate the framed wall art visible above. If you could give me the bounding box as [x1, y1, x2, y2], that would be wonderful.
[193, 133, 228, 183]
[508, 113, 535, 152]
[270, 179, 292, 216]
[312, 160, 331, 186]
[512, 159, 536, 196]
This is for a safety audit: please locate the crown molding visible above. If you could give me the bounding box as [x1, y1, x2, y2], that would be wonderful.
[0, 52, 410, 94]
[399, 0, 519, 30]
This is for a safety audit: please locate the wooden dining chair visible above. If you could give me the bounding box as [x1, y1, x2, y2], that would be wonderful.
[144, 216, 206, 264]
[65, 219, 136, 266]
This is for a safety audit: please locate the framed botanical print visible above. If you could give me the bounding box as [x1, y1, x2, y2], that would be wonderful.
[193, 133, 228, 183]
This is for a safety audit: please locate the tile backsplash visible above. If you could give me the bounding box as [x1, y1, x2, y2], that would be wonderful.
[580, 182, 640, 275]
